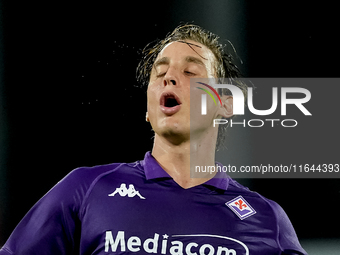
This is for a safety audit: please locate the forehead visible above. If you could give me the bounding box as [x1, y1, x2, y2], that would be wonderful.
[156, 40, 215, 66]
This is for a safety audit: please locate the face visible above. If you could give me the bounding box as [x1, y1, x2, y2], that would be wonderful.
[146, 40, 218, 144]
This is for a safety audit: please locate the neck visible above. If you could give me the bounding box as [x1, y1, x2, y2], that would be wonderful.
[151, 128, 218, 189]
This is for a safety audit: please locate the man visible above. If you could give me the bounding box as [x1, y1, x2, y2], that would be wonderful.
[0, 24, 307, 254]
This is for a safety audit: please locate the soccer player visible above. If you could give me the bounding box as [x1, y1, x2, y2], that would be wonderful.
[0, 24, 307, 254]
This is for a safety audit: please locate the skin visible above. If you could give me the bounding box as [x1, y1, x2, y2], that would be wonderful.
[146, 40, 233, 189]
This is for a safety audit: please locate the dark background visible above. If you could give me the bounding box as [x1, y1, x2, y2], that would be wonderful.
[1, 1, 339, 253]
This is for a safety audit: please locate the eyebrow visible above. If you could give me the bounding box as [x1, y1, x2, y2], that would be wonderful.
[153, 56, 205, 69]
[153, 57, 170, 68]
[185, 56, 205, 67]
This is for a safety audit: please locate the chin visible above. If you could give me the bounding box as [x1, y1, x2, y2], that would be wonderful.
[156, 125, 190, 145]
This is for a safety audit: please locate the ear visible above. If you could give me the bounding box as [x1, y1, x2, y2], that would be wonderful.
[216, 95, 233, 118]
[146, 112, 150, 122]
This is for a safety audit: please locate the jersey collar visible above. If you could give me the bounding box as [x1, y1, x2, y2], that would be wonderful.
[140, 151, 229, 191]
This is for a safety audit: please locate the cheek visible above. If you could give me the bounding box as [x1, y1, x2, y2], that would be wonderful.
[146, 84, 160, 113]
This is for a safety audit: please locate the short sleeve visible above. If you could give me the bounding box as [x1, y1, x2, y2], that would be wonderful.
[269, 200, 308, 255]
[0, 167, 91, 254]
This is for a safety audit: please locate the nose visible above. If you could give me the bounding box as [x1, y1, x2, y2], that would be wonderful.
[166, 79, 176, 86]
[163, 68, 178, 86]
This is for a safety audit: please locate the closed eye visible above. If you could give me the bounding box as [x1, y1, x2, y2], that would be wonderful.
[156, 72, 166, 78]
[155, 71, 196, 78]
[184, 71, 196, 76]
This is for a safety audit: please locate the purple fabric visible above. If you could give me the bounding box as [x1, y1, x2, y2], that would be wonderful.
[0, 152, 307, 254]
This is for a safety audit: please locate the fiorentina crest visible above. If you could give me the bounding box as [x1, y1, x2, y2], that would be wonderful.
[226, 196, 256, 220]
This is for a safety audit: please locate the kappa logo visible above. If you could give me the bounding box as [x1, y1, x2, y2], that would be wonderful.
[108, 183, 146, 199]
[226, 196, 256, 220]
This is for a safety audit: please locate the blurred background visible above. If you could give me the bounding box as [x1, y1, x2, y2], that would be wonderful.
[0, 1, 339, 254]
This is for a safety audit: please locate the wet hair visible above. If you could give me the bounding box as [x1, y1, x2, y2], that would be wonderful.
[137, 23, 248, 150]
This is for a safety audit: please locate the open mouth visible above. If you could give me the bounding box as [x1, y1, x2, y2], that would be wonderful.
[160, 92, 182, 115]
[160, 92, 182, 108]
[164, 96, 180, 107]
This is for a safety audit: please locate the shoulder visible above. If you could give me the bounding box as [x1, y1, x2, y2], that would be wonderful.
[227, 178, 306, 253]
[0, 161, 145, 254]
[40, 160, 145, 213]
[221, 178, 306, 253]
[59, 161, 144, 192]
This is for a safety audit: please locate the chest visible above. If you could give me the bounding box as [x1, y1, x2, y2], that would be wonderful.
[79, 179, 279, 255]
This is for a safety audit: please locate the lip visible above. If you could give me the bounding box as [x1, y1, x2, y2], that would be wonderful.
[160, 104, 182, 115]
[159, 91, 182, 116]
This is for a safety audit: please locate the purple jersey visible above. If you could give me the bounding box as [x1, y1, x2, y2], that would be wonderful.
[0, 152, 307, 254]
